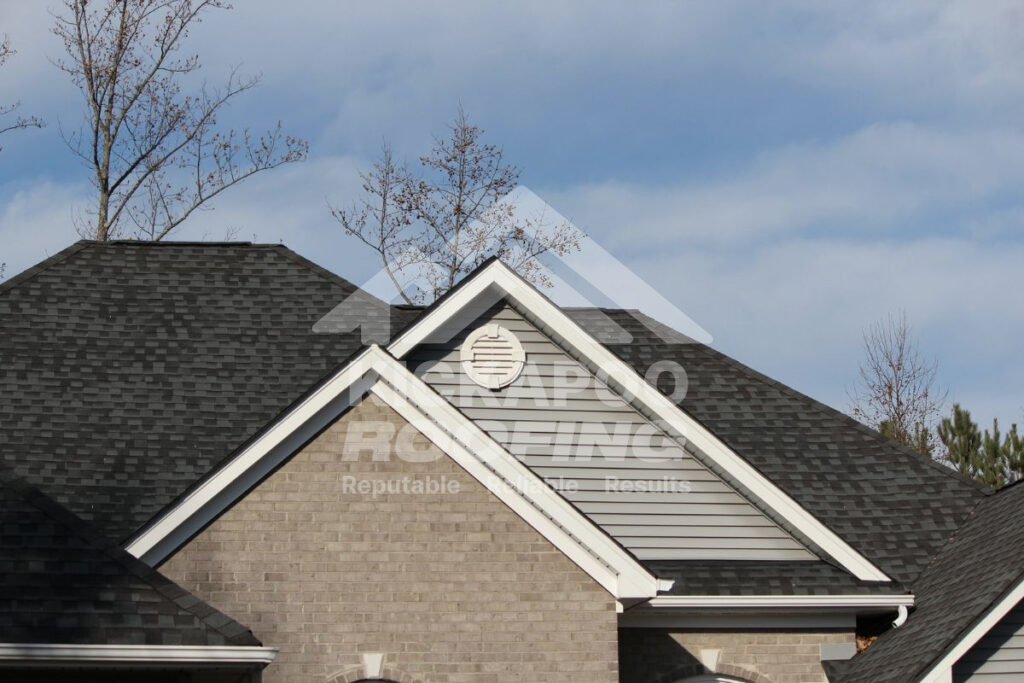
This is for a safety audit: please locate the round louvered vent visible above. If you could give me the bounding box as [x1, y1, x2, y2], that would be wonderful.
[460, 324, 526, 390]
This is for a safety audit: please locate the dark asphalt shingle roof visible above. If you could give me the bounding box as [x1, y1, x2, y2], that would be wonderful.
[0, 241, 396, 542]
[0, 465, 259, 646]
[836, 480, 1024, 683]
[647, 560, 907, 596]
[572, 308, 987, 586]
[0, 242, 986, 595]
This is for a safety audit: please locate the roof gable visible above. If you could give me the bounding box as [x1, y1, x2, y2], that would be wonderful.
[387, 259, 892, 582]
[408, 298, 817, 562]
[125, 345, 665, 600]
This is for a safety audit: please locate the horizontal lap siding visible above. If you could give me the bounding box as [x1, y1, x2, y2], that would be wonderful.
[955, 600, 1024, 682]
[409, 302, 814, 561]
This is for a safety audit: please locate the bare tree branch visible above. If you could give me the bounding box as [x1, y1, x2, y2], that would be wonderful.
[849, 311, 946, 456]
[53, 0, 308, 241]
[0, 36, 44, 153]
[332, 108, 582, 303]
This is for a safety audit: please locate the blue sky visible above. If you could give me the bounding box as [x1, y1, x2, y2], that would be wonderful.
[1, 1, 1022, 428]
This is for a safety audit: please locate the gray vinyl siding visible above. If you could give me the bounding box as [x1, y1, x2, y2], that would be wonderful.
[408, 301, 814, 561]
[954, 600, 1024, 682]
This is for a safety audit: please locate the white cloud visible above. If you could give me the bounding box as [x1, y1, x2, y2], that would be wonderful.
[0, 179, 90, 274]
[599, 234, 1024, 430]
[550, 123, 1024, 247]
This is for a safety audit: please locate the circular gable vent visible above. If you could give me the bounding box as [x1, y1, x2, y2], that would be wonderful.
[460, 324, 526, 390]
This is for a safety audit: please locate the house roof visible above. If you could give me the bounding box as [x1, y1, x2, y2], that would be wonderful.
[835, 480, 1024, 683]
[0, 464, 260, 647]
[0, 242, 985, 588]
[0, 241, 393, 541]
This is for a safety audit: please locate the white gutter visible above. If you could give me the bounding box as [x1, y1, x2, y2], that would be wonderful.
[0, 644, 278, 665]
[649, 594, 915, 609]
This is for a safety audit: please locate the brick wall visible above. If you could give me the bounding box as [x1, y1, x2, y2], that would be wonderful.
[161, 395, 619, 683]
[619, 628, 854, 683]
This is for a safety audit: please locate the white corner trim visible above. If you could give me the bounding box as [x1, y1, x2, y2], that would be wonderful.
[387, 260, 891, 583]
[698, 647, 722, 672]
[125, 345, 661, 599]
[648, 594, 915, 609]
[0, 644, 277, 664]
[917, 574, 1024, 683]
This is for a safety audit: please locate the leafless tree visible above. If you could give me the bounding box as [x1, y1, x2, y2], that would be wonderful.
[850, 311, 946, 456]
[331, 108, 581, 304]
[53, 0, 308, 241]
[0, 36, 44, 152]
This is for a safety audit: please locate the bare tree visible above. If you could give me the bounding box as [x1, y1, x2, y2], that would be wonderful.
[0, 36, 44, 152]
[53, 0, 308, 241]
[330, 143, 419, 302]
[331, 108, 581, 304]
[850, 311, 946, 456]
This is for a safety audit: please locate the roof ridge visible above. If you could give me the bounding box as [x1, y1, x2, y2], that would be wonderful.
[922, 481, 1024, 581]
[0, 465, 260, 646]
[0, 241, 89, 298]
[911, 494, 989, 589]
[80, 239, 275, 247]
[268, 243, 371, 296]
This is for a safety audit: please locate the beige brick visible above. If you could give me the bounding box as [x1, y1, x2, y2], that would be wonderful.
[162, 396, 618, 683]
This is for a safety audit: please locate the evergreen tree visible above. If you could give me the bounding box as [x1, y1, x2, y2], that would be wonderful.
[938, 404, 1024, 488]
[938, 404, 983, 482]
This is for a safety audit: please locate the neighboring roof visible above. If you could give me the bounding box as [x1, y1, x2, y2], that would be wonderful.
[0, 241, 397, 541]
[578, 308, 987, 585]
[647, 561, 907, 597]
[0, 465, 259, 647]
[836, 480, 1024, 683]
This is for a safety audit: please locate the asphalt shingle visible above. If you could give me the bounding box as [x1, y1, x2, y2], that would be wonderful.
[836, 480, 1024, 683]
[0, 241, 391, 541]
[0, 465, 259, 646]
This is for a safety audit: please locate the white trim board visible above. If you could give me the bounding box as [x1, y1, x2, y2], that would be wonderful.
[126, 346, 663, 600]
[918, 575, 1024, 683]
[387, 260, 891, 583]
[648, 594, 915, 609]
[0, 644, 277, 664]
[126, 347, 382, 564]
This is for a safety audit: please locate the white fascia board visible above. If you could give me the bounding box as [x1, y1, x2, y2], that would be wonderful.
[369, 357, 662, 599]
[0, 644, 277, 664]
[125, 344, 661, 599]
[126, 347, 381, 563]
[649, 594, 915, 609]
[917, 574, 1024, 683]
[387, 261, 891, 583]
